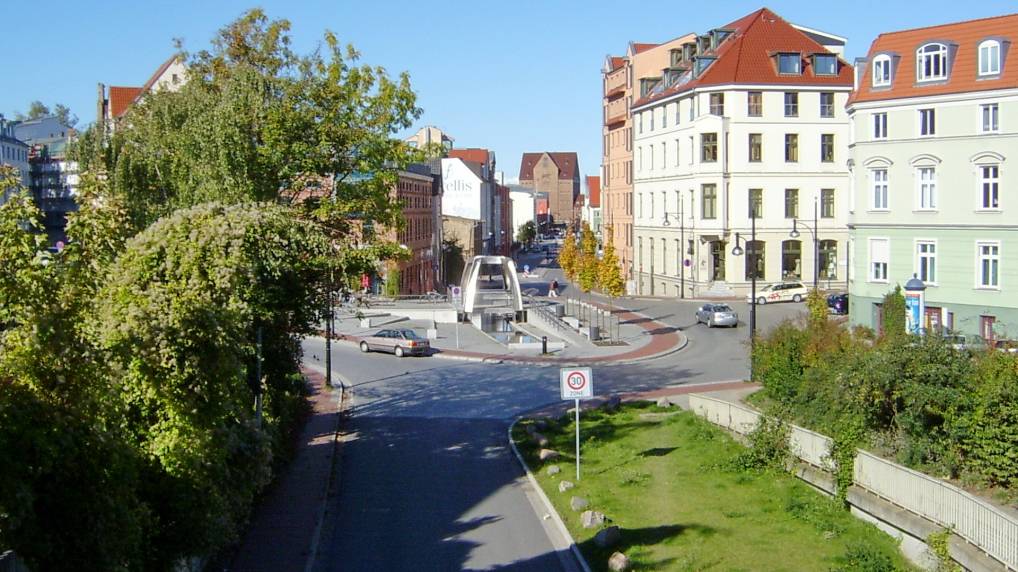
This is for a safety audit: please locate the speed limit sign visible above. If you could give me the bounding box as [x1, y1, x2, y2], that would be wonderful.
[560, 367, 593, 400]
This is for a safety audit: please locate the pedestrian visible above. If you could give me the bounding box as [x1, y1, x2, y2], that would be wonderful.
[549, 279, 559, 297]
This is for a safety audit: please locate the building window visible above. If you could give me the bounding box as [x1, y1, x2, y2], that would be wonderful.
[701, 184, 717, 219]
[638, 113, 643, 134]
[821, 134, 835, 162]
[977, 242, 1000, 288]
[980, 165, 999, 209]
[917, 167, 937, 210]
[872, 55, 892, 86]
[785, 134, 798, 162]
[917, 43, 948, 82]
[650, 145, 655, 170]
[701, 133, 718, 162]
[662, 106, 667, 129]
[746, 241, 765, 280]
[814, 54, 838, 76]
[869, 238, 889, 282]
[782, 240, 802, 280]
[820, 92, 835, 117]
[819, 240, 838, 279]
[778, 53, 801, 75]
[978, 40, 1001, 76]
[872, 169, 888, 209]
[710, 93, 724, 116]
[919, 108, 936, 136]
[784, 92, 798, 117]
[821, 189, 835, 218]
[873, 112, 887, 139]
[917, 241, 937, 284]
[650, 110, 655, 131]
[747, 91, 762, 117]
[785, 189, 799, 219]
[748, 133, 762, 162]
[749, 188, 763, 218]
[981, 104, 999, 133]
[675, 103, 681, 125]
[675, 139, 681, 166]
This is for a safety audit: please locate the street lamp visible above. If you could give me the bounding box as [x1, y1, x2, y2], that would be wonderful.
[730, 212, 757, 381]
[789, 195, 820, 289]
[661, 200, 687, 299]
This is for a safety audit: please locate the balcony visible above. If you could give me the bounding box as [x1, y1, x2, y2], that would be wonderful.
[605, 97, 628, 126]
[605, 67, 627, 97]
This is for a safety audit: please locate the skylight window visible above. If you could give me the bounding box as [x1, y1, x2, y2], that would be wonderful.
[813, 54, 837, 76]
[872, 55, 891, 87]
[778, 53, 801, 75]
[979, 40, 1001, 76]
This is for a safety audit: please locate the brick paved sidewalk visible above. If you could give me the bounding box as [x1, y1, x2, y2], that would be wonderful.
[230, 368, 342, 572]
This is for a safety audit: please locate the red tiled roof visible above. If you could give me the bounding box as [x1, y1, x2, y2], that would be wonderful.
[632, 43, 658, 54]
[109, 86, 143, 118]
[518, 152, 580, 182]
[447, 148, 490, 166]
[849, 13, 1018, 105]
[634, 8, 853, 109]
[610, 56, 626, 71]
[586, 176, 601, 208]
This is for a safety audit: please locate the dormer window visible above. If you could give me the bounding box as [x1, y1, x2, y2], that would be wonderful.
[979, 40, 1001, 76]
[813, 54, 838, 76]
[917, 43, 948, 82]
[872, 55, 892, 86]
[778, 53, 801, 75]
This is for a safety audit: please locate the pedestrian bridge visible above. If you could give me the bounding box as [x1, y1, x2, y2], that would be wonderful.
[460, 255, 523, 314]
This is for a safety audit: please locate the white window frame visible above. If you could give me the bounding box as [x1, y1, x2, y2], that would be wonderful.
[978, 40, 1001, 76]
[869, 238, 889, 283]
[916, 43, 948, 82]
[980, 103, 999, 133]
[976, 241, 1000, 289]
[872, 55, 891, 86]
[674, 138, 681, 166]
[873, 112, 887, 139]
[871, 168, 889, 210]
[916, 166, 937, 210]
[915, 240, 938, 285]
[919, 108, 936, 136]
[650, 144, 655, 170]
[978, 164, 1000, 210]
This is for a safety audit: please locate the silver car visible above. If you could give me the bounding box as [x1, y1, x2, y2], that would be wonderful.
[695, 303, 739, 328]
[359, 328, 431, 357]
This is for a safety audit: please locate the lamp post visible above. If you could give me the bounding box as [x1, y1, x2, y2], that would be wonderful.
[661, 197, 686, 299]
[789, 195, 820, 289]
[730, 213, 757, 380]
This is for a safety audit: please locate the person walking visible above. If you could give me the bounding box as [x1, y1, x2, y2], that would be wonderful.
[549, 279, 559, 297]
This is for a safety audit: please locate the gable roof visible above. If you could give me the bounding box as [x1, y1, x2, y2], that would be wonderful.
[632, 43, 658, 54]
[849, 12, 1018, 105]
[109, 86, 144, 118]
[634, 8, 853, 109]
[585, 176, 601, 208]
[518, 152, 580, 182]
[447, 148, 490, 166]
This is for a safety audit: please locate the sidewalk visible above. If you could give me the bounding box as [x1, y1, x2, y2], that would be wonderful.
[230, 367, 343, 572]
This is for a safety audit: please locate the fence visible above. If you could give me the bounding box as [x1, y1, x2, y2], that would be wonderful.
[688, 394, 1018, 570]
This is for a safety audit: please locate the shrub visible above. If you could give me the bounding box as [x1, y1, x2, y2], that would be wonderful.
[727, 416, 790, 472]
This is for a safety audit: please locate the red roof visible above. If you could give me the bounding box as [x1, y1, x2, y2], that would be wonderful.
[634, 8, 853, 109]
[140, 55, 181, 93]
[518, 152, 579, 182]
[632, 43, 658, 54]
[849, 13, 1018, 104]
[585, 176, 601, 208]
[447, 148, 490, 166]
[109, 86, 143, 118]
[610, 56, 626, 71]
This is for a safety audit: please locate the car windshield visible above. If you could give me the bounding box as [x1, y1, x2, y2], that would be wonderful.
[714, 305, 733, 312]
[759, 285, 775, 292]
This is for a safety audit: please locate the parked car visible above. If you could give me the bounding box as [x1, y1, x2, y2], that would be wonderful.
[746, 282, 810, 305]
[937, 331, 988, 352]
[993, 339, 1018, 354]
[695, 303, 738, 328]
[827, 293, 849, 315]
[359, 328, 430, 357]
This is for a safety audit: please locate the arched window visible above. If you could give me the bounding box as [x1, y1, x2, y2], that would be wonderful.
[978, 40, 1001, 76]
[917, 43, 948, 81]
[872, 54, 891, 87]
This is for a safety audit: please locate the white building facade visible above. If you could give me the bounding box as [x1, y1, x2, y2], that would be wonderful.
[441, 157, 493, 240]
[509, 185, 537, 242]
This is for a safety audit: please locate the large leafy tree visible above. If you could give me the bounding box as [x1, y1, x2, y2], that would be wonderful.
[598, 226, 625, 299]
[558, 225, 578, 282]
[576, 222, 598, 293]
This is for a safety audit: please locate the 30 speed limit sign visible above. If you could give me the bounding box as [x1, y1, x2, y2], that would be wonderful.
[560, 367, 593, 400]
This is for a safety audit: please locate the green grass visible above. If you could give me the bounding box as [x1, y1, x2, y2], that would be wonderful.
[513, 403, 915, 571]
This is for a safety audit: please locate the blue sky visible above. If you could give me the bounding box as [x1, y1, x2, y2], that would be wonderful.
[3, 1, 1014, 181]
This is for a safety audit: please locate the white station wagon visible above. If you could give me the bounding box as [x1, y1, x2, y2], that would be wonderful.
[747, 282, 810, 305]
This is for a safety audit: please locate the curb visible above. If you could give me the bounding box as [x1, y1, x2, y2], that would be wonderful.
[303, 365, 347, 572]
[506, 419, 592, 572]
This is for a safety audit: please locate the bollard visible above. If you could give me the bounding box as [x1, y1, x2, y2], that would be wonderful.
[542, 335, 548, 354]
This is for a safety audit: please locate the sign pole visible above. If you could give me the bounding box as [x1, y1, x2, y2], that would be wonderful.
[575, 397, 581, 481]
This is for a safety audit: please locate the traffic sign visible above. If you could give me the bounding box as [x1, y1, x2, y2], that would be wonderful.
[450, 286, 463, 310]
[560, 367, 593, 400]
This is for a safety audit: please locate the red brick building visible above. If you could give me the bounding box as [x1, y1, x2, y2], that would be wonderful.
[390, 170, 437, 294]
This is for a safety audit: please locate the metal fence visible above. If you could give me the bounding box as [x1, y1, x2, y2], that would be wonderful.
[855, 451, 1018, 570]
[688, 394, 1018, 570]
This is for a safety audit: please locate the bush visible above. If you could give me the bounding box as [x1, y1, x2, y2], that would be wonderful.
[832, 541, 899, 572]
[726, 416, 790, 472]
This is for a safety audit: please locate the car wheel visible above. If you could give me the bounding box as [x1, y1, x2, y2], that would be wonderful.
[792, 294, 803, 303]
[394, 346, 405, 358]
[360, 341, 369, 353]
[756, 297, 767, 305]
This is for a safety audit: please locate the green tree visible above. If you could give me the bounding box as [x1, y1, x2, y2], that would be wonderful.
[880, 285, 907, 344]
[558, 224, 578, 282]
[13, 100, 50, 121]
[598, 226, 625, 300]
[577, 222, 598, 293]
[517, 220, 536, 245]
[53, 103, 78, 128]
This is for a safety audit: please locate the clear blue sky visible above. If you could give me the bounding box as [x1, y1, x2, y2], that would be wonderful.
[3, 0, 1014, 181]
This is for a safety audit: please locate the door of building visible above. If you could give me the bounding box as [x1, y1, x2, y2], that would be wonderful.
[710, 241, 726, 281]
[980, 315, 996, 342]
[924, 306, 942, 334]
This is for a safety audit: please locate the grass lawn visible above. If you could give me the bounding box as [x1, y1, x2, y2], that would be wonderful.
[513, 402, 915, 571]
